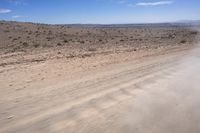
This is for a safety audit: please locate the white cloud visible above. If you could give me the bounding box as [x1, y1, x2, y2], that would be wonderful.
[97, 0, 127, 4]
[12, 15, 28, 19]
[8, 0, 27, 5]
[0, 8, 12, 13]
[135, 1, 173, 6]
[118, 0, 126, 4]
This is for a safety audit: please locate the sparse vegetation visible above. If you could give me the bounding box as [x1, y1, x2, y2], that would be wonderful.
[0, 21, 198, 61]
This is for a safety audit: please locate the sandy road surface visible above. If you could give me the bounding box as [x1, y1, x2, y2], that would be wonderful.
[1, 46, 200, 133]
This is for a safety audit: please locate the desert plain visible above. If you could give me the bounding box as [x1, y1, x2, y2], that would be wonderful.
[0, 21, 200, 133]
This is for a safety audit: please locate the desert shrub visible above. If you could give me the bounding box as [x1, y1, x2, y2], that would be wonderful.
[168, 34, 176, 39]
[46, 37, 53, 41]
[12, 38, 18, 41]
[22, 42, 29, 47]
[57, 42, 62, 46]
[63, 39, 68, 43]
[48, 30, 52, 35]
[190, 31, 198, 35]
[4, 30, 10, 33]
[180, 40, 187, 44]
[88, 48, 97, 52]
[33, 43, 40, 48]
[35, 33, 40, 37]
[80, 41, 85, 44]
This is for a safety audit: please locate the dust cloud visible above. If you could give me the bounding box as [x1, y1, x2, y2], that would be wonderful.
[110, 27, 200, 133]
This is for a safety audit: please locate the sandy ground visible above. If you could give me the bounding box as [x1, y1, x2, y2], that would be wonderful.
[1, 44, 200, 133]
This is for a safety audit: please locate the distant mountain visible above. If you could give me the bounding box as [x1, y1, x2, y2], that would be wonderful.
[1, 20, 200, 27]
[63, 20, 200, 28]
[177, 20, 200, 23]
[174, 20, 200, 26]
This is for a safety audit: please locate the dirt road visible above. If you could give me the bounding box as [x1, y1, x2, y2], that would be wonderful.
[1, 46, 200, 133]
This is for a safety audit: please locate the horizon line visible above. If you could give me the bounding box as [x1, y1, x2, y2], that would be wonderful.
[0, 19, 200, 25]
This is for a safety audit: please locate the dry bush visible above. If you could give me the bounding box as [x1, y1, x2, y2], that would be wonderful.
[63, 39, 68, 43]
[80, 41, 85, 44]
[190, 31, 198, 35]
[12, 38, 18, 41]
[180, 40, 187, 44]
[22, 42, 29, 47]
[33, 43, 40, 48]
[57, 42, 62, 46]
[88, 48, 97, 52]
[4, 30, 10, 33]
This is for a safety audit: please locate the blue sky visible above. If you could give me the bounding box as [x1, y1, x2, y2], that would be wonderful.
[0, 0, 200, 24]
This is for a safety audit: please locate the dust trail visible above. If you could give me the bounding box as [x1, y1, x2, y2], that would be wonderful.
[110, 27, 200, 133]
